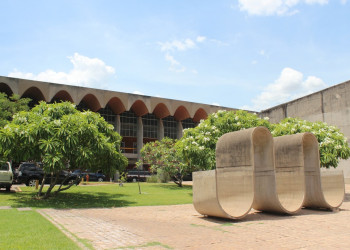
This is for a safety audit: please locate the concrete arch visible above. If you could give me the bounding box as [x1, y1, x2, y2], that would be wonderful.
[130, 100, 149, 117]
[106, 97, 126, 115]
[153, 103, 171, 119]
[193, 108, 208, 123]
[173, 105, 190, 121]
[51, 90, 74, 103]
[21, 86, 46, 103]
[0, 82, 14, 96]
[79, 94, 102, 112]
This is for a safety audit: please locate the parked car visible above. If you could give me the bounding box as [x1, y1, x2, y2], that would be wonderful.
[0, 161, 13, 191]
[15, 162, 80, 186]
[72, 170, 106, 182]
[126, 170, 151, 182]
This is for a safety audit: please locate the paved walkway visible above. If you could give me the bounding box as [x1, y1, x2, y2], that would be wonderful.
[38, 185, 350, 250]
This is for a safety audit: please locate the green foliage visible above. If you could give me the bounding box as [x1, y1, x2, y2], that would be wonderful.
[271, 117, 350, 168]
[0, 101, 127, 197]
[177, 110, 271, 170]
[0, 93, 30, 127]
[138, 138, 191, 187]
[146, 174, 159, 183]
[156, 169, 171, 183]
[177, 110, 350, 170]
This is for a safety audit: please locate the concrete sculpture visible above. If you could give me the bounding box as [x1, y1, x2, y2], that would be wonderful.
[193, 127, 345, 219]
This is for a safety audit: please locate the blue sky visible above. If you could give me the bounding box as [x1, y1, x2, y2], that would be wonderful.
[1, 0, 349, 111]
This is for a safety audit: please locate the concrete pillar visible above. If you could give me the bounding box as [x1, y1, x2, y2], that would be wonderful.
[115, 114, 121, 134]
[158, 118, 164, 141]
[137, 116, 143, 160]
[177, 121, 183, 139]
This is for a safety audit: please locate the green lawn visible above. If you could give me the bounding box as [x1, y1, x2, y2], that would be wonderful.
[0, 209, 82, 249]
[0, 183, 192, 249]
[0, 182, 193, 209]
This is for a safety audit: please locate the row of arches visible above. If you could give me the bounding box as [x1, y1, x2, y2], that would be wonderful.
[0, 82, 208, 122]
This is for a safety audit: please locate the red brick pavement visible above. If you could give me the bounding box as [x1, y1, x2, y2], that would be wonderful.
[38, 185, 350, 249]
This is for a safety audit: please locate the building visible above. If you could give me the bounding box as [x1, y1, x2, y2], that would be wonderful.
[0, 76, 236, 169]
[1, 75, 350, 180]
[260, 79, 350, 180]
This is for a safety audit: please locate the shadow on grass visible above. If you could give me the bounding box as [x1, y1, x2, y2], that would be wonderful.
[7, 191, 136, 209]
[156, 184, 192, 191]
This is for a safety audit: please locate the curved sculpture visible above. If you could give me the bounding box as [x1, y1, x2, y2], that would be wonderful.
[251, 128, 305, 214]
[299, 133, 344, 209]
[193, 127, 305, 219]
[193, 128, 345, 220]
[270, 134, 306, 213]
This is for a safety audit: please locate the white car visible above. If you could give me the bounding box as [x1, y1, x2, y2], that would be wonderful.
[0, 162, 13, 192]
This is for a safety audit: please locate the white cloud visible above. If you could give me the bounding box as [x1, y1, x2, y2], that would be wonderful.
[159, 39, 196, 52]
[165, 53, 186, 72]
[158, 36, 207, 73]
[133, 90, 145, 95]
[243, 67, 327, 111]
[238, 0, 328, 16]
[196, 36, 206, 43]
[8, 53, 115, 87]
[340, 0, 347, 4]
[212, 102, 221, 106]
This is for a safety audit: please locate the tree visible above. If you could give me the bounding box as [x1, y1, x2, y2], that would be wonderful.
[0, 93, 31, 127]
[0, 101, 127, 198]
[271, 117, 350, 168]
[138, 138, 191, 187]
[176, 110, 271, 170]
[177, 110, 350, 170]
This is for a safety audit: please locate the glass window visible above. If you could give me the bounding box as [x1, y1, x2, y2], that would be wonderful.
[163, 116, 177, 139]
[142, 114, 158, 139]
[120, 111, 137, 137]
[98, 105, 116, 127]
[182, 118, 196, 129]
[0, 163, 9, 171]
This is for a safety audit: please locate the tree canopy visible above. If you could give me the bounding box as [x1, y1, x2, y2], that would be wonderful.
[0, 101, 127, 198]
[176, 110, 271, 170]
[0, 93, 31, 127]
[177, 110, 350, 170]
[271, 117, 350, 168]
[138, 138, 193, 187]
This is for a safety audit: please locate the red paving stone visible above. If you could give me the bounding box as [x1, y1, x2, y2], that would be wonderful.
[38, 184, 350, 249]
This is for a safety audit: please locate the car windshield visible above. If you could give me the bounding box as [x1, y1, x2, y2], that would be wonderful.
[0, 163, 9, 171]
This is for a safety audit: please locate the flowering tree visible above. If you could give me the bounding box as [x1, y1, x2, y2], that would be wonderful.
[271, 117, 350, 168]
[0, 102, 128, 198]
[138, 138, 190, 187]
[177, 110, 350, 170]
[0, 93, 30, 127]
[176, 110, 271, 170]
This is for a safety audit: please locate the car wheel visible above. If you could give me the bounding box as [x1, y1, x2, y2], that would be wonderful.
[27, 179, 37, 187]
[97, 177, 103, 182]
[6, 186, 11, 192]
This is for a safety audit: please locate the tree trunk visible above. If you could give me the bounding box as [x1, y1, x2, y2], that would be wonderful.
[43, 172, 59, 199]
[37, 173, 46, 197]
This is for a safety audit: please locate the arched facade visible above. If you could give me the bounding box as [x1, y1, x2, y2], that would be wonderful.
[0, 75, 235, 169]
[0, 82, 13, 96]
[51, 90, 74, 103]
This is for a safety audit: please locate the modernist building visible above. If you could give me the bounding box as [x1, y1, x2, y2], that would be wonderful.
[2, 75, 350, 179]
[260, 79, 350, 180]
[0, 76, 236, 168]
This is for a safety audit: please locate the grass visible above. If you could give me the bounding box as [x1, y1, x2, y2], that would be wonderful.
[0, 183, 192, 249]
[0, 209, 81, 249]
[0, 182, 193, 209]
